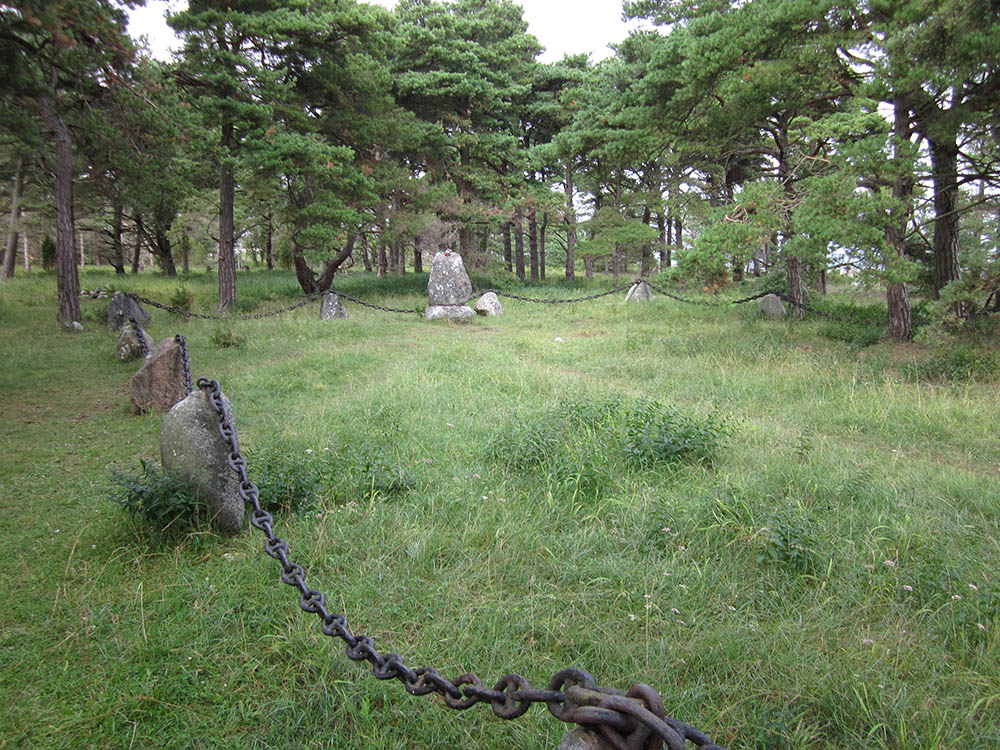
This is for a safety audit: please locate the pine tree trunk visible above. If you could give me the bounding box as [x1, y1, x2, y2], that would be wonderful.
[929, 138, 961, 297]
[583, 256, 594, 280]
[528, 205, 539, 281]
[786, 254, 804, 320]
[40, 94, 81, 323]
[674, 217, 682, 252]
[109, 202, 125, 275]
[218, 123, 237, 311]
[131, 228, 142, 274]
[564, 163, 576, 281]
[413, 239, 422, 273]
[181, 232, 190, 274]
[514, 206, 525, 281]
[503, 220, 512, 273]
[1, 155, 25, 281]
[539, 210, 547, 281]
[886, 98, 913, 341]
[361, 234, 373, 272]
[377, 235, 387, 277]
[264, 209, 273, 270]
[641, 204, 652, 277]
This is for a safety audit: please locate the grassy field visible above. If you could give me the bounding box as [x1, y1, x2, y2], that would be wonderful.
[1, 268, 997, 750]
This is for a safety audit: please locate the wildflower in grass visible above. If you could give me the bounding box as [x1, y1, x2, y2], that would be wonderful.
[861, 638, 875, 646]
[969, 583, 979, 592]
[671, 607, 681, 615]
[952, 595, 963, 600]
[883, 560, 896, 567]
[903, 585, 913, 592]
[979, 623, 987, 632]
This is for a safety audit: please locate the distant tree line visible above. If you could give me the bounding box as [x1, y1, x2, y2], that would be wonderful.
[1, 0, 997, 338]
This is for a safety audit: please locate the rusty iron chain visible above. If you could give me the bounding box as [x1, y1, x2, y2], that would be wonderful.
[175, 335, 194, 395]
[125, 292, 322, 321]
[129, 318, 150, 358]
[195, 375, 727, 750]
[479, 281, 639, 305]
[331, 290, 421, 314]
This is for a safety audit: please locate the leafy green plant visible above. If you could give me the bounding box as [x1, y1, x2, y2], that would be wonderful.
[622, 399, 726, 467]
[211, 325, 245, 348]
[40, 235, 56, 271]
[354, 442, 414, 500]
[107, 459, 209, 532]
[759, 516, 822, 576]
[248, 447, 330, 513]
[169, 285, 195, 312]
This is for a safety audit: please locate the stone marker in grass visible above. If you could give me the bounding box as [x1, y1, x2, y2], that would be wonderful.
[624, 280, 654, 302]
[319, 291, 348, 320]
[117, 324, 153, 361]
[130, 337, 187, 414]
[758, 293, 786, 319]
[107, 290, 151, 331]
[426, 250, 474, 320]
[474, 291, 503, 316]
[160, 389, 244, 534]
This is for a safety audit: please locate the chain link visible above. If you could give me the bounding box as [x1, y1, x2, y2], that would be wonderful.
[129, 318, 150, 358]
[480, 281, 639, 305]
[125, 292, 322, 321]
[176, 335, 194, 395]
[195, 376, 727, 750]
[332, 290, 421, 314]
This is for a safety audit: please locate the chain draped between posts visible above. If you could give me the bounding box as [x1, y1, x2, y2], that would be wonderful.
[176, 334, 194, 395]
[129, 318, 150, 358]
[194, 375, 727, 750]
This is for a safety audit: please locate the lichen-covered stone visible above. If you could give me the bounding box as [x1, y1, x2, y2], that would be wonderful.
[160, 389, 244, 534]
[624, 280, 654, 302]
[425, 304, 476, 321]
[107, 291, 151, 331]
[130, 337, 187, 414]
[474, 292, 503, 316]
[557, 729, 612, 750]
[427, 250, 472, 306]
[319, 291, 348, 320]
[117, 325, 154, 361]
[758, 293, 787, 319]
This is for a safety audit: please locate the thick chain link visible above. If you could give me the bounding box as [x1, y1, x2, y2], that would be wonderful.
[129, 317, 150, 358]
[195, 376, 727, 750]
[176, 335, 194, 395]
[480, 281, 639, 305]
[332, 290, 421, 314]
[125, 292, 322, 321]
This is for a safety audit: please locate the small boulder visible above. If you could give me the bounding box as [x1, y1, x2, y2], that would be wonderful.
[427, 250, 473, 306]
[319, 291, 349, 320]
[130, 337, 188, 414]
[557, 729, 611, 750]
[474, 292, 503, 316]
[117, 325, 153, 361]
[61, 320, 84, 332]
[758, 293, 786, 320]
[425, 304, 476, 321]
[160, 389, 244, 534]
[107, 291, 151, 331]
[624, 280, 654, 302]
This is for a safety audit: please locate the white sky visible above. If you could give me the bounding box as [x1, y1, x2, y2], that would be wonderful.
[128, 0, 651, 64]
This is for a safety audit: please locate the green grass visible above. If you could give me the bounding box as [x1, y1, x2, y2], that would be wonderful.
[1, 268, 998, 749]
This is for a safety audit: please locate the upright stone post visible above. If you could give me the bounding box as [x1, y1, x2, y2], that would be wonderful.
[757, 293, 787, 319]
[130, 337, 187, 414]
[624, 280, 654, 302]
[426, 250, 475, 320]
[107, 291, 151, 330]
[160, 389, 244, 534]
[319, 291, 349, 320]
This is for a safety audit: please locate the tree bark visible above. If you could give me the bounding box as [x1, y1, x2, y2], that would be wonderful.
[316, 235, 356, 291]
[929, 138, 961, 296]
[514, 206, 525, 281]
[377, 234, 387, 277]
[641, 203, 652, 277]
[40, 94, 81, 323]
[886, 98, 913, 341]
[264, 209, 273, 270]
[218, 122, 237, 311]
[786, 254, 804, 320]
[361, 234, 373, 272]
[108, 202, 126, 275]
[1, 155, 25, 281]
[503, 220, 512, 273]
[564, 163, 576, 281]
[413, 239, 422, 273]
[528, 204, 539, 281]
[539, 210, 547, 281]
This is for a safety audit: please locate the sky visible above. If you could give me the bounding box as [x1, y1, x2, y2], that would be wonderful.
[127, 0, 652, 64]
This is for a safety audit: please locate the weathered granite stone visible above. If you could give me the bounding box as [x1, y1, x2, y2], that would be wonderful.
[130, 337, 188, 414]
[62, 320, 84, 332]
[117, 325, 154, 361]
[758, 293, 787, 319]
[161, 389, 244, 534]
[624, 280, 654, 302]
[425, 304, 476, 321]
[557, 729, 612, 750]
[427, 250, 472, 306]
[319, 291, 349, 320]
[474, 292, 503, 316]
[107, 290, 151, 331]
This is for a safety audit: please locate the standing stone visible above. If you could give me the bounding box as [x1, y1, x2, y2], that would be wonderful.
[474, 291, 503, 316]
[624, 280, 654, 302]
[161, 389, 244, 534]
[117, 325, 153, 361]
[427, 250, 472, 305]
[107, 291, 151, 331]
[425, 304, 476, 321]
[319, 291, 349, 320]
[130, 337, 188, 414]
[758, 293, 787, 319]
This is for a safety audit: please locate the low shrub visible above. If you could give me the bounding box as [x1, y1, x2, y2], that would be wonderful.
[903, 347, 996, 382]
[622, 399, 726, 467]
[107, 459, 209, 532]
[248, 447, 330, 513]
